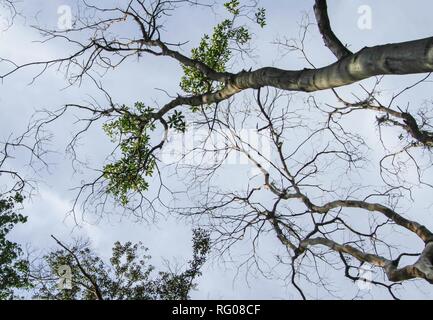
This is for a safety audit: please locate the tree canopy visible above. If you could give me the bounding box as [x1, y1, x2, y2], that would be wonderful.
[31, 229, 210, 300]
[1, 0, 433, 299]
[0, 193, 29, 299]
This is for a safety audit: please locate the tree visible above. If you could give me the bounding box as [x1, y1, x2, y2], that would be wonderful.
[0, 193, 29, 299]
[1, 0, 433, 299]
[30, 229, 210, 300]
[0, 90, 35, 299]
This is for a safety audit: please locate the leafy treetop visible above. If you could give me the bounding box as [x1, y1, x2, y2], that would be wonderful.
[0, 193, 30, 300]
[32, 229, 211, 300]
[101, 1, 266, 203]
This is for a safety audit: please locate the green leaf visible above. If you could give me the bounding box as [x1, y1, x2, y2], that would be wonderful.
[0, 193, 30, 299]
[102, 103, 157, 204]
[180, 1, 256, 98]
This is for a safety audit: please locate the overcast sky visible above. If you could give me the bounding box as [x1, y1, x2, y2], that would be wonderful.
[1, 0, 433, 299]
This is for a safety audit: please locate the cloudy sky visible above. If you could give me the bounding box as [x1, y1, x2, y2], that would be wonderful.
[1, 0, 433, 299]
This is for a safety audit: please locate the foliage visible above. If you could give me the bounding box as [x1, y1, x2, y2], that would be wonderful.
[180, 0, 266, 99]
[0, 193, 29, 299]
[102, 101, 188, 204]
[102, 102, 156, 205]
[255, 7, 266, 28]
[32, 229, 211, 300]
[167, 110, 187, 133]
[153, 228, 211, 299]
[101, 1, 266, 203]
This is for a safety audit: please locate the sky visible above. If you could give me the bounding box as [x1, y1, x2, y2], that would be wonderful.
[1, 0, 433, 299]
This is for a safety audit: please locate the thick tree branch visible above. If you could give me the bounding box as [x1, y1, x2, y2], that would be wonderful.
[305, 199, 433, 243]
[299, 237, 433, 284]
[237, 36, 433, 92]
[139, 36, 433, 96]
[313, 0, 352, 59]
[135, 35, 433, 123]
